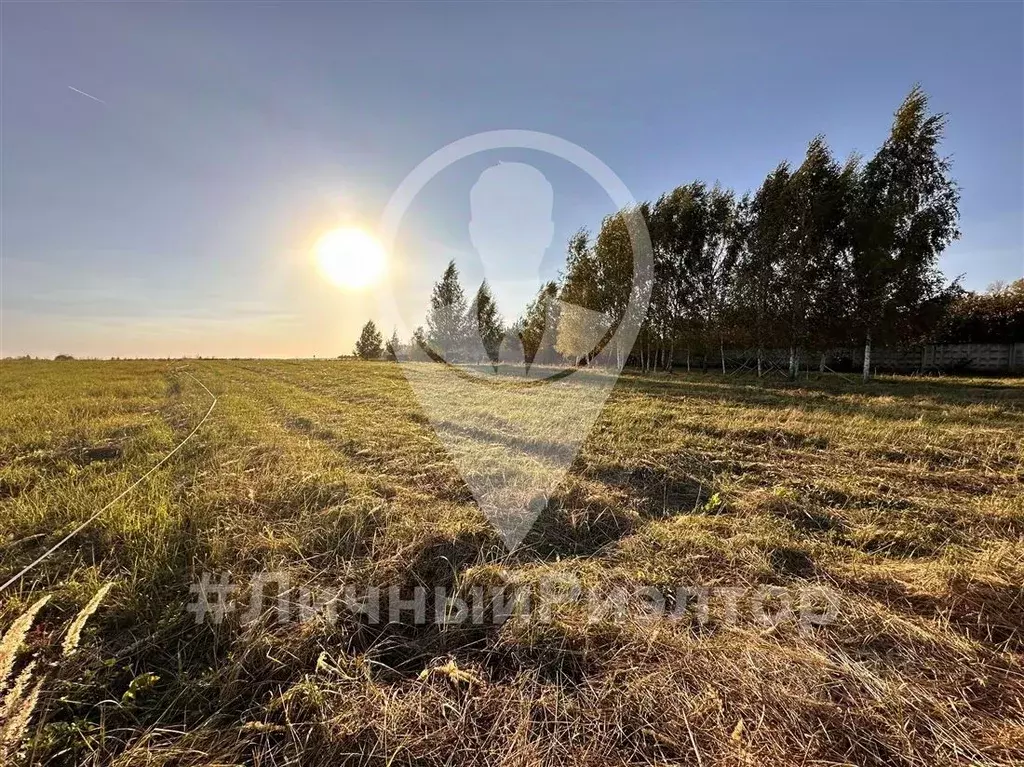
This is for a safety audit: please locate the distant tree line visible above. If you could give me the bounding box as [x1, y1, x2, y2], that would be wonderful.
[934, 280, 1024, 344]
[353, 320, 403, 361]
[356, 87, 1021, 379]
[408, 261, 561, 369]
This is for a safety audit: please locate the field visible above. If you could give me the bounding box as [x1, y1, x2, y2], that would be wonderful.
[1, 359, 1022, 766]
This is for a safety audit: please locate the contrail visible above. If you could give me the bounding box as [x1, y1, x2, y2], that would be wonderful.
[68, 85, 106, 104]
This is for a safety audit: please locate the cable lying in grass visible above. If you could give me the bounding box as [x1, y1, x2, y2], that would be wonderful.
[0, 371, 217, 594]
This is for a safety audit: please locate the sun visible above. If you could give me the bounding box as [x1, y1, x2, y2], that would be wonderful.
[314, 227, 387, 289]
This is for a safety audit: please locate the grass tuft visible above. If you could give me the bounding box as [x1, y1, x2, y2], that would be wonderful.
[61, 583, 114, 657]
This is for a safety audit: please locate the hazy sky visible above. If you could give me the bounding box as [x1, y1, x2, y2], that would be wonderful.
[2, 2, 1021, 358]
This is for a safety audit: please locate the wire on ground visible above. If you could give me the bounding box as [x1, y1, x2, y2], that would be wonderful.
[0, 370, 218, 594]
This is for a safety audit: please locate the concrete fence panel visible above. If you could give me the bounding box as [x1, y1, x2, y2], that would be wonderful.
[695, 343, 1024, 374]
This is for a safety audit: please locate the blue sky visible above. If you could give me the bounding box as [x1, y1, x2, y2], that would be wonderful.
[2, 2, 1021, 358]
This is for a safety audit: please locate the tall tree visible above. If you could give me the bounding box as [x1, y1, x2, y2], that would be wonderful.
[385, 327, 401, 360]
[739, 167, 789, 374]
[779, 137, 850, 376]
[681, 184, 739, 372]
[557, 229, 602, 365]
[469, 280, 504, 366]
[849, 86, 960, 380]
[811, 154, 861, 369]
[650, 184, 706, 372]
[519, 282, 560, 370]
[425, 260, 469, 362]
[411, 325, 433, 361]
[354, 320, 384, 360]
[559, 229, 601, 309]
[593, 207, 645, 368]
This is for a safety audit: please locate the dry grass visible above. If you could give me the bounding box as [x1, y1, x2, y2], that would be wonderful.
[0, 358, 1021, 765]
[0, 585, 113, 762]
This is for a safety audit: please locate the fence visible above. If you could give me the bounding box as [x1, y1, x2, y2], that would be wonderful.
[850, 343, 1024, 373]
[703, 343, 1024, 374]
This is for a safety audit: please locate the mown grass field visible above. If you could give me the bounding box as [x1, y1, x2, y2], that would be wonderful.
[1, 359, 1022, 766]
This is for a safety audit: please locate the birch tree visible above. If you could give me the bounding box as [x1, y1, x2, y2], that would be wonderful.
[735, 171, 782, 376]
[593, 210, 642, 369]
[519, 282, 559, 370]
[650, 183, 707, 372]
[849, 86, 960, 380]
[780, 138, 849, 377]
[682, 185, 739, 372]
[557, 230, 602, 365]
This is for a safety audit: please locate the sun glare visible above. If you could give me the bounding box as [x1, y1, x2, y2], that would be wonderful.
[315, 227, 387, 289]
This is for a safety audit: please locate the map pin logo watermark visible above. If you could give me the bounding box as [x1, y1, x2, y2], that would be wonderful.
[379, 131, 652, 550]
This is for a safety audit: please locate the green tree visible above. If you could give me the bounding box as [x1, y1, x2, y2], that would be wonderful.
[501, 318, 526, 368]
[779, 137, 850, 376]
[519, 281, 559, 371]
[812, 155, 862, 370]
[384, 328, 401, 360]
[556, 229, 603, 365]
[680, 184, 739, 373]
[650, 183, 719, 372]
[935, 279, 1024, 344]
[593, 209, 642, 368]
[733, 181, 774, 375]
[425, 260, 469, 362]
[470, 280, 504, 366]
[410, 325, 434, 361]
[354, 320, 383, 360]
[559, 229, 600, 309]
[650, 186, 696, 371]
[849, 86, 960, 380]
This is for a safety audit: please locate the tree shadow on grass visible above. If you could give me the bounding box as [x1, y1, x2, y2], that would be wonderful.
[616, 372, 1024, 428]
[835, 574, 1024, 652]
[517, 463, 715, 561]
